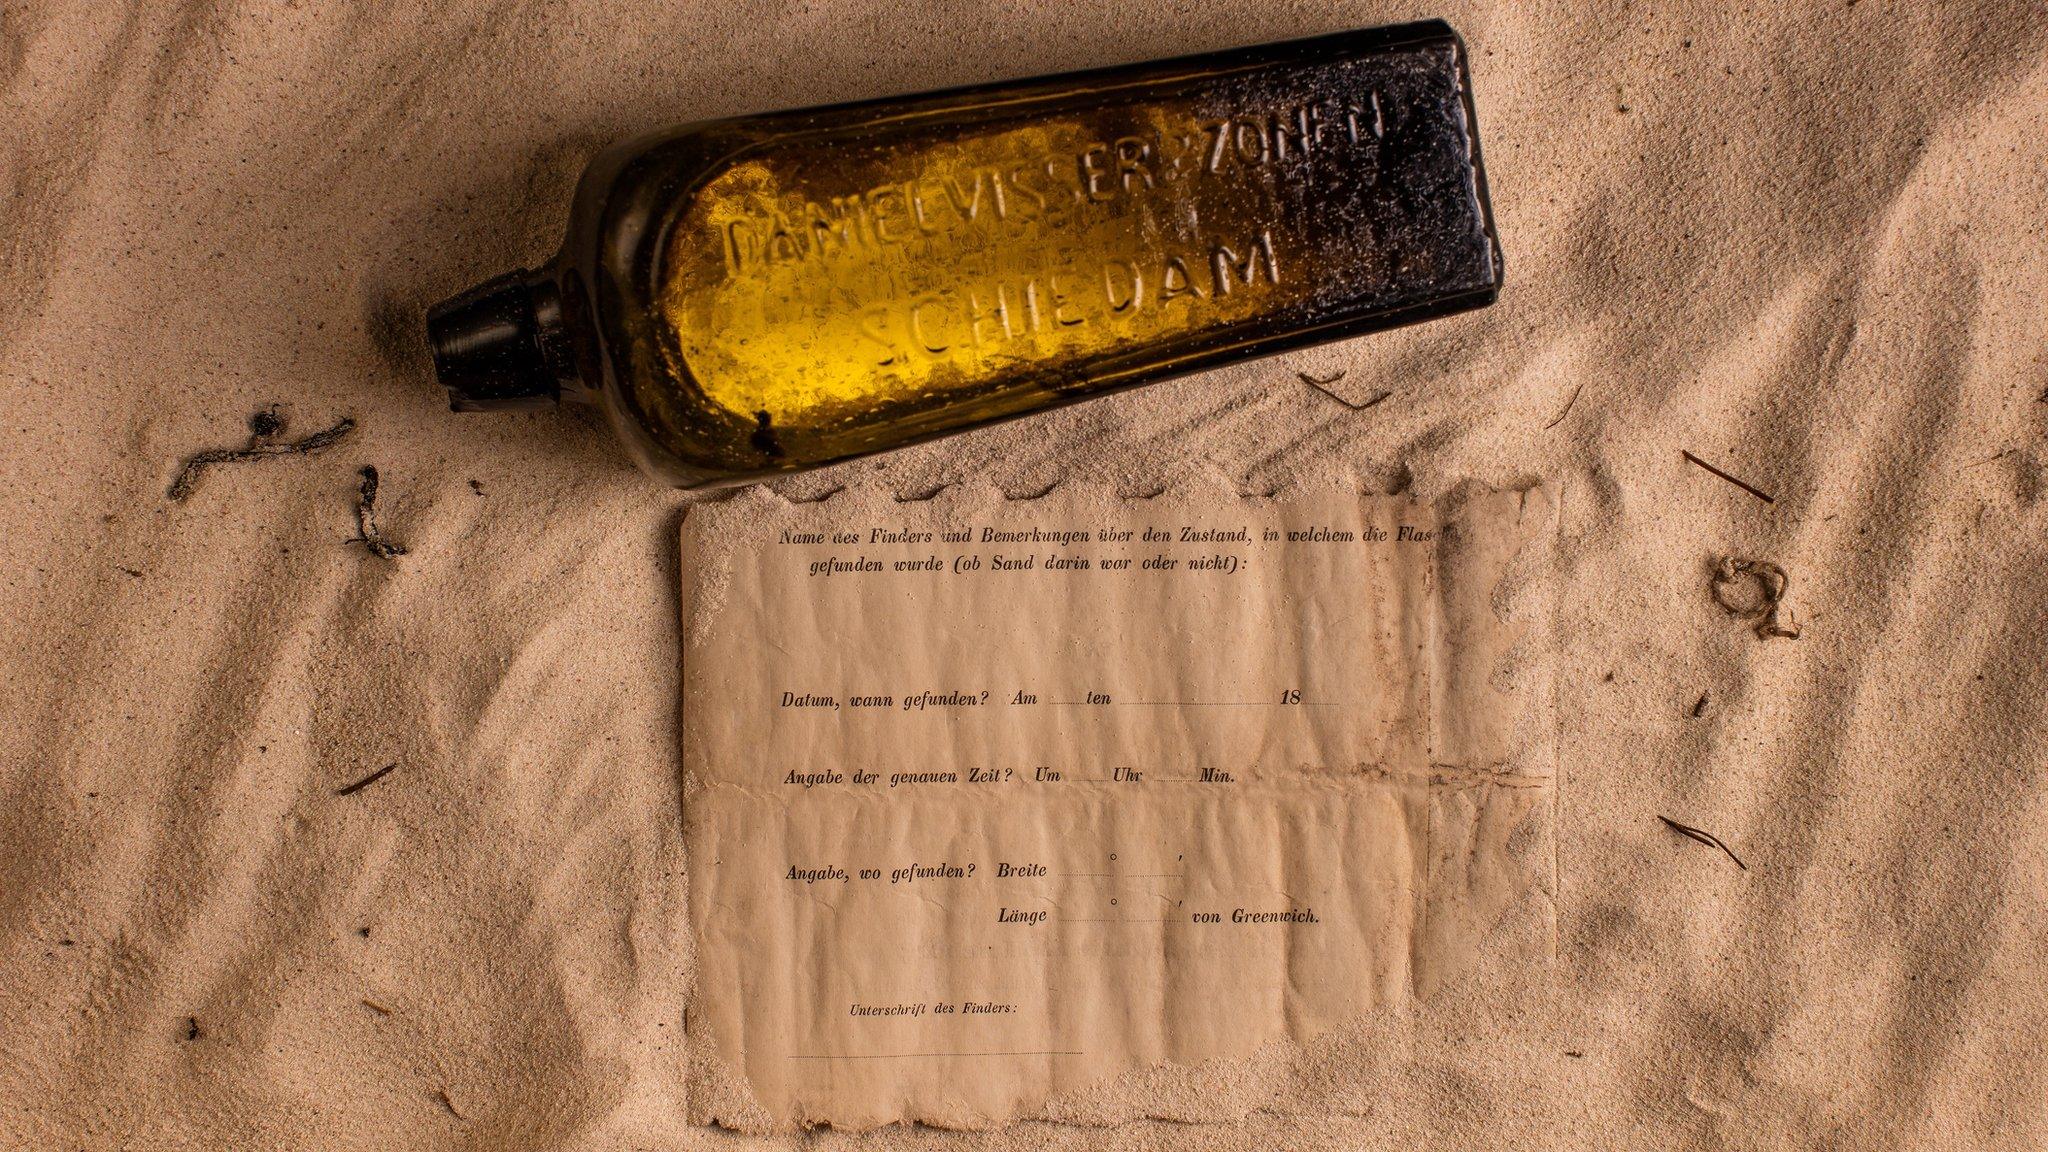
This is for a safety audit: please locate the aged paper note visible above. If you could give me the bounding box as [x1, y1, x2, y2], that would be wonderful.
[682, 484, 1554, 1129]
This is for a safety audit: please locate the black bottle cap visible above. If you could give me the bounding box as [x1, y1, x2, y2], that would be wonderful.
[426, 269, 562, 411]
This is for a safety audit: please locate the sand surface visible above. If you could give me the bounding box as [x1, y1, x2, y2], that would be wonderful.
[3, 1, 2046, 1147]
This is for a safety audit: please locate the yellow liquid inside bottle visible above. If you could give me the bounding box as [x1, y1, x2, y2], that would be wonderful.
[428, 21, 1499, 486]
[670, 114, 1302, 438]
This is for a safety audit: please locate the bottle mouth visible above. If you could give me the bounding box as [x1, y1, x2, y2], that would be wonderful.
[426, 269, 563, 412]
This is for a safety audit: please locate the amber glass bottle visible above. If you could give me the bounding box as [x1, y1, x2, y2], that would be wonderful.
[427, 19, 1500, 487]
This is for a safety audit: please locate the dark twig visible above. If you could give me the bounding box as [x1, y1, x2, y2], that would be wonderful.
[1658, 815, 1747, 870]
[1301, 373, 1391, 411]
[351, 467, 408, 559]
[1691, 691, 1710, 717]
[335, 763, 398, 797]
[1297, 370, 1347, 386]
[1681, 449, 1774, 504]
[436, 1090, 465, 1120]
[168, 414, 356, 500]
[1543, 382, 1584, 430]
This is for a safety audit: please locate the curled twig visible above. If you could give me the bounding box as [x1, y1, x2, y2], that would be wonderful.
[1711, 557, 1801, 640]
[352, 467, 408, 559]
[1301, 372, 1391, 411]
[1658, 815, 1747, 870]
[168, 413, 356, 500]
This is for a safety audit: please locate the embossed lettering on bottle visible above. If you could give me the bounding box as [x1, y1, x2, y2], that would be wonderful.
[427, 20, 1501, 487]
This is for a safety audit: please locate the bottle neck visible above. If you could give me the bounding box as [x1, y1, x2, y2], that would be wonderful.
[426, 267, 572, 412]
